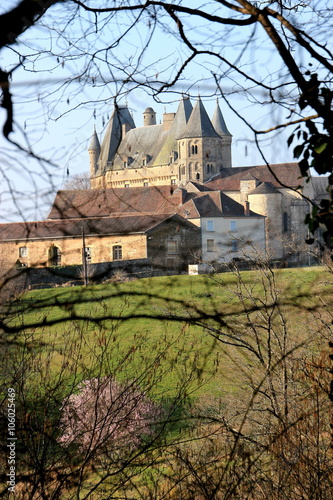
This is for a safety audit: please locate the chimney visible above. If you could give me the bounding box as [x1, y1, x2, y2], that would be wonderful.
[244, 200, 250, 216]
[163, 112, 176, 131]
[122, 122, 131, 137]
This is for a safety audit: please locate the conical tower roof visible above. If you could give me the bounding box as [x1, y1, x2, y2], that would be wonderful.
[88, 126, 100, 152]
[173, 96, 193, 139]
[180, 97, 220, 139]
[99, 106, 135, 168]
[212, 100, 231, 136]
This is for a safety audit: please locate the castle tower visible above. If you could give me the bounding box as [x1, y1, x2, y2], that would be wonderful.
[248, 182, 283, 259]
[211, 99, 232, 168]
[178, 97, 222, 184]
[143, 107, 156, 126]
[88, 126, 100, 177]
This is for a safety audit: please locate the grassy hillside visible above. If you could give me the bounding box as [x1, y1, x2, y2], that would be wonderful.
[2, 265, 333, 499]
[7, 265, 332, 399]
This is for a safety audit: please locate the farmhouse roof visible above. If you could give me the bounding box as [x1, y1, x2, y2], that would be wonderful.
[48, 186, 186, 219]
[0, 214, 196, 241]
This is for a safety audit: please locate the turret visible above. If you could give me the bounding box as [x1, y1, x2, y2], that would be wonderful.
[88, 127, 100, 177]
[211, 99, 232, 169]
[178, 97, 221, 183]
[143, 107, 156, 126]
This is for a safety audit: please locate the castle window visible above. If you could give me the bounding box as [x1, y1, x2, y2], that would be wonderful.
[167, 241, 177, 254]
[48, 245, 61, 266]
[196, 173, 200, 180]
[171, 179, 176, 185]
[231, 240, 238, 252]
[207, 239, 215, 252]
[206, 220, 214, 232]
[144, 182, 149, 187]
[142, 158, 146, 166]
[123, 161, 127, 168]
[191, 145, 198, 155]
[230, 220, 237, 232]
[124, 183, 130, 188]
[113, 245, 123, 261]
[19, 246, 27, 258]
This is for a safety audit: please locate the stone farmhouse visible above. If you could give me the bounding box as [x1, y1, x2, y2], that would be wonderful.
[0, 96, 327, 281]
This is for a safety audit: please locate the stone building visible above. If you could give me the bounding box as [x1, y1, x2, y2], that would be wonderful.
[0, 97, 325, 280]
[87, 97, 322, 262]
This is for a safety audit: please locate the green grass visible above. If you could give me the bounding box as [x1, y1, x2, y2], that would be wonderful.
[5, 265, 333, 402]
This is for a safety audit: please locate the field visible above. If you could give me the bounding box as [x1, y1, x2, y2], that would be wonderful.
[2, 265, 333, 498]
[7, 265, 333, 396]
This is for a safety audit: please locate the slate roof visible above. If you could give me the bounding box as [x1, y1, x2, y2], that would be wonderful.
[180, 97, 220, 139]
[0, 214, 195, 241]
[153, 97, 193, 166]
[48, 186, 186, 219]
[206, 163, 304, 191]
[88, 127, 100, 152]
[211, 100, 231, 136]
[113, 123, 168, 169]
[98, 106, 135, 173]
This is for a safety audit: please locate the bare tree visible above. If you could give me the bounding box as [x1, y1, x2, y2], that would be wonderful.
[62, 172, 90, 190]
[0, 0, 332, 239]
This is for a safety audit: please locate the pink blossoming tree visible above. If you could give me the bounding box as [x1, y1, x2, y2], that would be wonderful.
[58, 376, 161, 456]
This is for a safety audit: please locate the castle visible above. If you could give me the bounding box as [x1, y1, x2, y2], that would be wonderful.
[88, 96, 232, 189]
[0, 97, 327, 281]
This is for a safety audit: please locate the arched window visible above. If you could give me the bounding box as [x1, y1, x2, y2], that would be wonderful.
[113, 245, 123, 261]
[48, 245, 61, 266]
[196, 173, 200, 180]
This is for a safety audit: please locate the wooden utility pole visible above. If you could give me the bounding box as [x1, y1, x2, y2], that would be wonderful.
[82, 226, 88, 286]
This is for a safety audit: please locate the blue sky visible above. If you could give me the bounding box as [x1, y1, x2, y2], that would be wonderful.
[0, 1, 304, 222]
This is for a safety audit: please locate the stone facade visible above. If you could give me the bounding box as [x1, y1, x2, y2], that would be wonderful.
[89, 97, 232, 189]
[87, 98, 321, 262]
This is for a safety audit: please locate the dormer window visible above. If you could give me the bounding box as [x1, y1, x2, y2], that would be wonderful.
[169, 151, 178, 164]
[142, 154, 150, 166]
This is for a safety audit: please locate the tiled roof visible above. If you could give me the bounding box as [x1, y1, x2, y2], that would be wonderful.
[0, 214, 191, 241]
[206, 163, 304, 190]
[178, 191, 262, 218]
[48, 186, 186, 219]
[249, 182, 280, 195]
